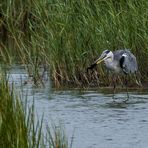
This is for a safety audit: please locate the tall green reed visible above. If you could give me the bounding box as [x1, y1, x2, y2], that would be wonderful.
[0, 74, 68, 147]
[0, 0, 148, 86]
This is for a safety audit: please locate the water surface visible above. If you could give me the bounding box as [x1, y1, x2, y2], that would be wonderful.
[8, 65, 148, 148]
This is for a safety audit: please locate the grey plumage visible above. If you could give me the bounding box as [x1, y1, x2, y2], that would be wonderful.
[87, 49, 141, 101]
[113, 49, 138, 74]
[88, 49, 138, 75]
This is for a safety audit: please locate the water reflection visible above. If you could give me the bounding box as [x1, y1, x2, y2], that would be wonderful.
[7, 65, 148, 148]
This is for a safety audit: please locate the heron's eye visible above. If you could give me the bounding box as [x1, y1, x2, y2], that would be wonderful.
[104, 50, 110, 54]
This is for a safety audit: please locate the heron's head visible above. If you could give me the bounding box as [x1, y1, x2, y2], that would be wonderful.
[95, 50, 113, 64]
[87, 50, 113, 71]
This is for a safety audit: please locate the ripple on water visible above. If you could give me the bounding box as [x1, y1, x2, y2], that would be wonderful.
[7, 65, 148, 148]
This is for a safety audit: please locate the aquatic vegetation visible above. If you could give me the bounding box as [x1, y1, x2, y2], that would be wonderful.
[0, 75, 68, 147]
[0, 0, 148, 86]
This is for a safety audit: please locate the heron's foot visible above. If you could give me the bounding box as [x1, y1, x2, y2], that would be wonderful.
[124, 92, 130, 103]
[123, 97, 129, 103]
[112, 95, 129, 103]
[112, 96, 117, 103]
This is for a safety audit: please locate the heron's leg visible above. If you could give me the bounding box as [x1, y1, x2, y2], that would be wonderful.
[124, 75, 129, 102]
[112, 75, 116, 101]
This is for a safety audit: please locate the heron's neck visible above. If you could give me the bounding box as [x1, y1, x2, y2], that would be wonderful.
[105, 56, 114, 63]
[104, 56, 116, 70]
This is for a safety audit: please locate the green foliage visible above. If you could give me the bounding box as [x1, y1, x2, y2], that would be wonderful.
[0, 76, 68, 148]
[0, 78, 28, 147]
[0, 0, 148, 86]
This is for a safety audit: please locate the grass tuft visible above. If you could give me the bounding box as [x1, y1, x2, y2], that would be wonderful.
[0, 74, 68, 147]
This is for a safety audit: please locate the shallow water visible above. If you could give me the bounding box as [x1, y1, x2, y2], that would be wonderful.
[8, 65, 148, 148]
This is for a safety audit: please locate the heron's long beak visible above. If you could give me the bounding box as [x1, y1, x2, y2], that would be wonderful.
[87, 55, 107, 72]
[95, 55, 108, 64]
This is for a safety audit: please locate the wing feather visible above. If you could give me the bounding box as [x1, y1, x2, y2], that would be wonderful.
[121, 50, 138, 74]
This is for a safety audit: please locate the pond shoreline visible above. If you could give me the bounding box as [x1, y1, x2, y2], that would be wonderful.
[53, 83, 148, 92]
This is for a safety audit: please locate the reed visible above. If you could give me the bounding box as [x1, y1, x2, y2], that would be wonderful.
[0, 0, 148, 86]
[0, 75, 68, 147]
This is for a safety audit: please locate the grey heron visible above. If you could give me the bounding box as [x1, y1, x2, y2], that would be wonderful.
[87, 49, 141, 101]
